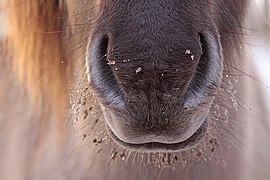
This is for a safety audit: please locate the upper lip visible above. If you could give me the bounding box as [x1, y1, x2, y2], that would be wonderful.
[107, 118, 208, 152]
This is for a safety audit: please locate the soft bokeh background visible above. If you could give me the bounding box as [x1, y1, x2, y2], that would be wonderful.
[248, 0, 270, 99]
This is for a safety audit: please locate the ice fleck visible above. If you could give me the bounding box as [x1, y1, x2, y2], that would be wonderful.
[123, 59, 130, 62]
[107, 59, 116, 65]
[191, 55, 195, 60]
[120, 153, 126, 160]
[226, 80, 234, 92]
[222, 107, 229, 123]
[233, 101, 238, 109]
[185, 49, 191, 54]
[135, 67, 142, 73]
[213, 104, 220, 118]
[233, 78, 238, 83]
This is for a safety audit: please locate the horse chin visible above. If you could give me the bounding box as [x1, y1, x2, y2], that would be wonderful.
[106, 120, 208, 152]
[101, 104, 209, 152]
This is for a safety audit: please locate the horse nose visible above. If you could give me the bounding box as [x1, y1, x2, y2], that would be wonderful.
[87, 31, 222, 151]
[87, 32, 222, 110]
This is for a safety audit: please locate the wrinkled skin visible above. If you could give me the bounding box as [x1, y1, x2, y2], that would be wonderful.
[0, 0, 270, 180]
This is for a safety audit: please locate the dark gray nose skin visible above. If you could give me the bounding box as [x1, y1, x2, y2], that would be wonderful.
[86, 1, 223, 151]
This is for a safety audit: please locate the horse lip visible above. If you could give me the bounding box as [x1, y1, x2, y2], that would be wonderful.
[107, 118, 208, 152]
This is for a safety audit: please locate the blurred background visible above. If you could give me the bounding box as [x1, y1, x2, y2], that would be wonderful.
[248, 0, 270, 98]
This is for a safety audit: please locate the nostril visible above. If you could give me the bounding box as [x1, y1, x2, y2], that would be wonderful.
[87, 35, 125, 107]
[99, 36, 109, 59]
[183, 32, 223, 108]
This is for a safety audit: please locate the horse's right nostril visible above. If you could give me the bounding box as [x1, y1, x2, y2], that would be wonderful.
[87, 35, 125, 107]
[183, 32, 223, 108]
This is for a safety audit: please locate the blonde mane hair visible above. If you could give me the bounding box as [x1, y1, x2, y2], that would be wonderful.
[5, 1, 71, 130]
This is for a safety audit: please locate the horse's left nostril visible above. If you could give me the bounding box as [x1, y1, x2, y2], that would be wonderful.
[183, 32, 223, 108]
[87, 35, 125, 107]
